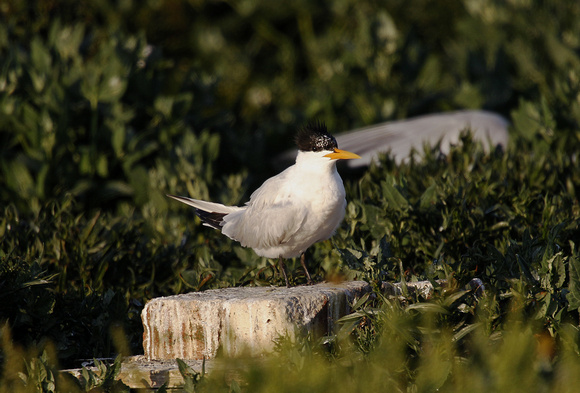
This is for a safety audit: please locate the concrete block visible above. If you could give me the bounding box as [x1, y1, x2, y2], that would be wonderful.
[64, 356, 209, 390]
[66, 280, 462, 389]
[142, 281, 371, 360]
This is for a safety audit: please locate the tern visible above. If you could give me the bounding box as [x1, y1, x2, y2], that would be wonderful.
[168, 122, 360, 286]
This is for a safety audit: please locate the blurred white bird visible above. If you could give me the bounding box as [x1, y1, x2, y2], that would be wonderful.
[168, 122, 360, 286]
[275, 110, 509, 169]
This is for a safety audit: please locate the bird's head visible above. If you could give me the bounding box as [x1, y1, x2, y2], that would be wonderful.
[295, 122, 361, 160]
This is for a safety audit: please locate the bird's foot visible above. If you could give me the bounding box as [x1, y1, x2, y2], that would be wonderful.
[300, 254, 313, 286]
[278, 258, 291, 287]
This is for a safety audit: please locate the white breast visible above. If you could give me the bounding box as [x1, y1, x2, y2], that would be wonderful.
[221, 151, 347, 259]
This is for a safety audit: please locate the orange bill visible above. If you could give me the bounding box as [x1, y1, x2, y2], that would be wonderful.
[324, 148, 361, 160]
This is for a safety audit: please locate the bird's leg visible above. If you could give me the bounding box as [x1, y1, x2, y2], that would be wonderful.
[278, 257, 290, 287]
[300, 253, 313, 285]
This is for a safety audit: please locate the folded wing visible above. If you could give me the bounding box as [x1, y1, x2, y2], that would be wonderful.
[222, 202, 307, 250]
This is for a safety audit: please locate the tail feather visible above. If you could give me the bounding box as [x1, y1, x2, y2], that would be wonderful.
[167, 194, 242, 230]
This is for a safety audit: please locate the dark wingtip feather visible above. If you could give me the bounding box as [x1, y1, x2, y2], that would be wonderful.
[167, 194, 226, 230]
[195, 210, 226, 230]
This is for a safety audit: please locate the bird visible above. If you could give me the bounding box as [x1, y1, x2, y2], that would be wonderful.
[168, 122, 360, 287]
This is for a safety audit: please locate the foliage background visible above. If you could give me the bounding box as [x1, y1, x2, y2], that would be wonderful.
[0, 0, 579, 391]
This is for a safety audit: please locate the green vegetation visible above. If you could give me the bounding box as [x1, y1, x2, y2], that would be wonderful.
[1, 0, 579, 391]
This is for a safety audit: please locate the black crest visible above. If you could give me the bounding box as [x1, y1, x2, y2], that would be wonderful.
[295, 121, 338, 152]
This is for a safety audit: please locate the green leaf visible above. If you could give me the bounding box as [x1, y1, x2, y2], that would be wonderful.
[111, 126, 126, 157]
[442, 290, 469, 308]
[338, 248, 365, 270]
[419, 183, 438, 209]
[406, 303, 449, 315]
[351, 292, 371, 311]
[452, 322, 482, 343]
[381, 178, 409, 211]
[176, 358, 194, 378]
[50, 22, 85, 60]
[30, 36, 51, 72]
[567, 242, 580, 312]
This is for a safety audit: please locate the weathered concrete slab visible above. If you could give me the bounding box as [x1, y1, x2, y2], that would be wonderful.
[66, 279, 466, 389]
[141, 280, 447, 361]
[64, 356, 209, 390]
[142, 281, 371, 360]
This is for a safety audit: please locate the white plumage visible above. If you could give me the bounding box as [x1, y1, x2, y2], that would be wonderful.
[168, 122, 360, 286]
